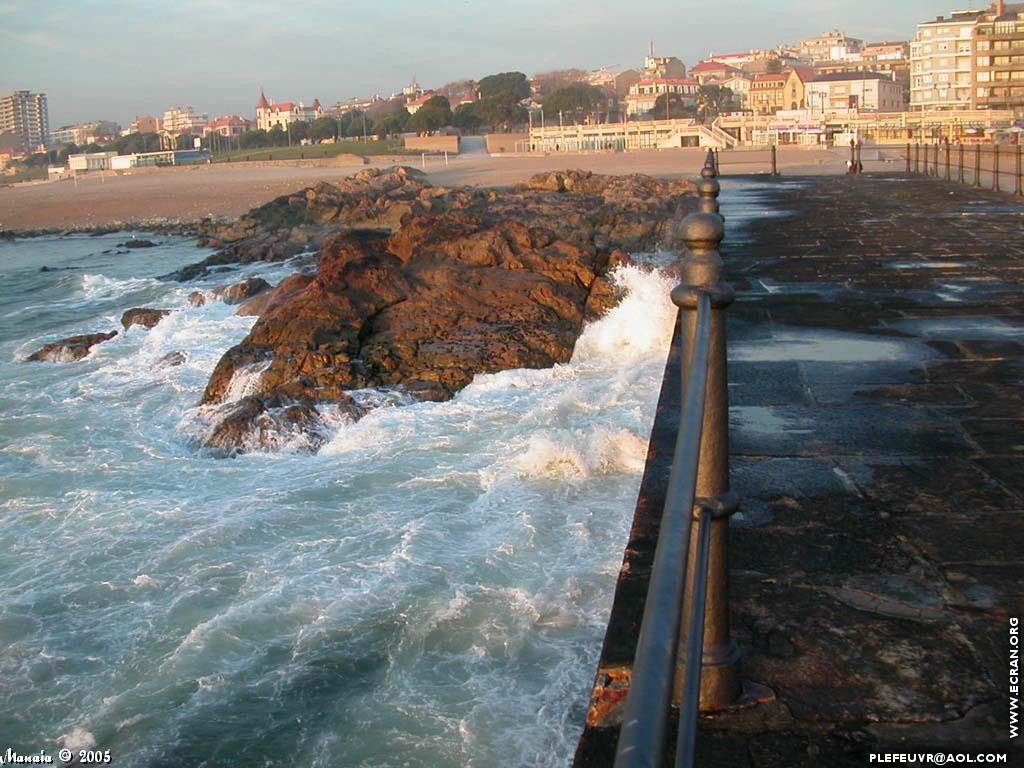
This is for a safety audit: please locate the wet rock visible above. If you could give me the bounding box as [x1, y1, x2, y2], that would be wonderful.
[119, 238, 159, 249]
[121, 307, 171, 330]
[202, 394, 364, 457]
[192, 167, 696, 452]
[157, 351, 187, 367]
[216, 277, 270, 305]
[188, 291, 208, 307]
[27, 331, 118, 362]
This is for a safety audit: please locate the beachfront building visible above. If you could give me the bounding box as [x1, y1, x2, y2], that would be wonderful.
[722, 74, 753, 109]
[804, 72, 905, 113]
[204, 115, 253, 137]
[799, 31, 863, 63]
[130, 115, 162, 134]
[813, 43, 911, 102]
[67, 151, 118, 172]
[49, 120, 121, 146]
[1, 91, 49, 154]
[255, 90, 324, 131]
[329, 95, 383, 117]
[642, 51, 687, 80]
[749, 68, 816, 114]
[974, 2, 1024, 110]
[624, 77, 699, 117]
[162, 106, 208, 133]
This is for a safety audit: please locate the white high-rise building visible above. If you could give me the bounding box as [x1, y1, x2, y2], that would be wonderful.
[0, 90, 49, 152]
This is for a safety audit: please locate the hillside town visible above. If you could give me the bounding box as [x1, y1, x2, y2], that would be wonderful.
[2, 1, 1023, 180]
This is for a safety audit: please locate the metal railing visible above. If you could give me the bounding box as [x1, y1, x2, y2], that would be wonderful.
[613, 150, 741, 768]
[711, 145, 779, 176]
[906, 142, 1024, 196]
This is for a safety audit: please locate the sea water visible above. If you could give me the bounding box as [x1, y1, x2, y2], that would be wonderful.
[0, 181, 767, 767]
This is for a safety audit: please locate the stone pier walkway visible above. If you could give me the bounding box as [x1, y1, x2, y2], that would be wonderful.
[575, 175, 1024, 766]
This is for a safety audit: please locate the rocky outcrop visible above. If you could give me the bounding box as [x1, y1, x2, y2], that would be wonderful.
[120, 239, 159, 249]
[27, 331, 118, 362]
[121, 307, 171, 330]
[193, 167, 695, 452]
[174, 166, 694, 280]
[157, 351, 187, 367]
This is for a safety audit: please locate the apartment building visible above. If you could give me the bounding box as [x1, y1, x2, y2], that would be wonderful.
[624, 78, 699, 117]
[0, 91, 49, 153]
[974, 2, 1024, 110]
[805, 72, 905, 112]
[162, 106, 208, 133]
[911, 2, 1024, 111]
[799, 31, 863, 62]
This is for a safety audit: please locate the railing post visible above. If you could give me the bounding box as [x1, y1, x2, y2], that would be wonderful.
[849, 139, 857, 174]
[905, 142, 911, 175]
[975, 144, 982, 188]
[993, 144, 1001, 192]
[959, 144, 965, 184]
[1016, 144, 1022, 197]
[945, 142, 951, 181]
[771, 144, 778, 176]
[672, 150, 742, 713]
[915, 142, 920, 174]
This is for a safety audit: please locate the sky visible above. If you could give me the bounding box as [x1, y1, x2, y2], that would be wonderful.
[0, 0, 985, 127]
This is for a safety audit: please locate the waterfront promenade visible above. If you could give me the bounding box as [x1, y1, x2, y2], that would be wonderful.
[577, 174, 1023, 765]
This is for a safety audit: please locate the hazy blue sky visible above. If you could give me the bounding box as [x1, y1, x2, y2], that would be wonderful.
[0, 1, 981, 127]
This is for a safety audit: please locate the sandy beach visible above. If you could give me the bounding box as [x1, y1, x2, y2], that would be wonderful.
[0, 146, 871, 231]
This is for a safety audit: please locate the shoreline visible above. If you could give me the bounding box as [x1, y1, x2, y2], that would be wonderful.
[0, 147, 858, 234]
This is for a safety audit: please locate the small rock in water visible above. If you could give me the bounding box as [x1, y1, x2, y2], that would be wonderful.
[119, 239, 159, 249]
[188, 291, 208, 307]
[121, 307, 171, 330]
[27, 331, 118, 363]
[157, 351, 187, 367]
[217, 277, 271, 305]
[203, 395, 363, 456]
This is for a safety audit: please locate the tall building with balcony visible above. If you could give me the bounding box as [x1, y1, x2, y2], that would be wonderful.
[910, 2, 1024, 111]
[974, 2, 1024, 110]
[799, 31, 863, 63]
[0, 91, 49, 153]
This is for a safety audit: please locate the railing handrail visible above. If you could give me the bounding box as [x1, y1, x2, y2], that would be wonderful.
[906, 140, 1024, 196]
[613, 292, 713, 768]
[613, 150, 741, 768]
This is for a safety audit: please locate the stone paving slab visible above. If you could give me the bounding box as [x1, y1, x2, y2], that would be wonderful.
[574, 175, 1024, 766]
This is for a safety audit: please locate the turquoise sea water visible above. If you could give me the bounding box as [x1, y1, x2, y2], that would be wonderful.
[0, 179, 774, 767]
[0, 227, 683, 767]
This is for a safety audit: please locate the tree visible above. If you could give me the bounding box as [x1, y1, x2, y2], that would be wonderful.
[452, 103, 483, 132]
[696, 85, 734, 121]
[766, 59, 783, 74]
[407, 103, 451, 133]
[477, 71, 530, 100]
[472, 92, 528, 131]
[375, 113, 408, 136]
[310, 116, 339, 142]
[542, 83, 601, 119]
[653, 93, 697, 120]
[532, 69, 588, 98]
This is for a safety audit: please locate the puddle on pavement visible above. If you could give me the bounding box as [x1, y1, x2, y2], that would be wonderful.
[730, 406, 813, 436]
[890, 317, 1024, 340]
[887, 261, 970, 270]
[731, 326, 927, 363]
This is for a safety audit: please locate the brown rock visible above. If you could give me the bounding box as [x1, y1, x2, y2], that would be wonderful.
[188, 291, 208, 307]
[27, 331, 118, 362]
[121, 307, 171, 330]
[216, 277, 270, 305]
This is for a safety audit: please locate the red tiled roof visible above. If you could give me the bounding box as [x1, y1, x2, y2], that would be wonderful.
[256, 89, 269, 109]
[636, 77, 699, 86]
[691, 61, 740, 74]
